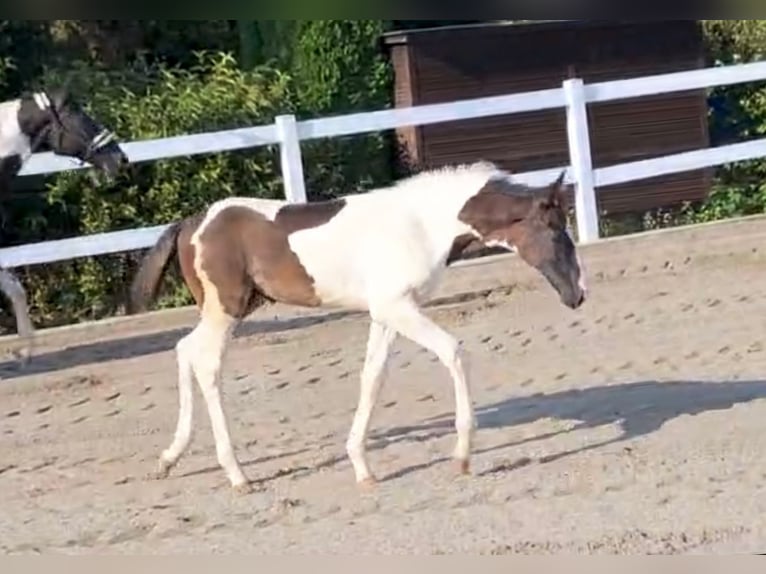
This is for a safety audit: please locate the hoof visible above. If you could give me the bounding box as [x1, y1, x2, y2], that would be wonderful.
[357, 476, 378, 491]
[147, 458, 173, 481]
[232, 481, 255, 496]
[455, 458, 471, 476]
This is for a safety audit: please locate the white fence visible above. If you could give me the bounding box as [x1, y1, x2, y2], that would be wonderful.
[5, 59, 766, 269]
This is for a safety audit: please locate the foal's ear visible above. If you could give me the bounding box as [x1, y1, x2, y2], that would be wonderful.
[553, 169, 566, 188]
[541, 170, 570, 210]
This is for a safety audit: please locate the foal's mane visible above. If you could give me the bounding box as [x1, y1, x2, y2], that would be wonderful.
[394, 161, 499, 185]
[380, 161, 502, 196]
[397, 162, 562, 206]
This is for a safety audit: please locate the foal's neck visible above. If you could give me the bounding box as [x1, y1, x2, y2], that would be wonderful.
[400, 176, 495, 266]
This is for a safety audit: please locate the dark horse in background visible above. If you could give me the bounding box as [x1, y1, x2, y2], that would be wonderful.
[0, 88, 129, 363]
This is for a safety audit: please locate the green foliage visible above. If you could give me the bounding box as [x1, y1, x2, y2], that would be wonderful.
[0, 21, 51, 98]
[292, 20, 390, 114]
[6, 52, 292, 326]
[290, 20, 395, 199]
[45, 21, 240, 69]
[0, 54, 12, 93]
[45, 52, 292, 226]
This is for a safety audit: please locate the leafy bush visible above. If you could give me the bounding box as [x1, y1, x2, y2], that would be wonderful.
[290, 20, 396, 199]
[4, 52, 293, 327]
[0, 21, 51, 98]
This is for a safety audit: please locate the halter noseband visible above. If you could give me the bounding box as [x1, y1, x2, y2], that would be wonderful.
[84, 128, 117, 160]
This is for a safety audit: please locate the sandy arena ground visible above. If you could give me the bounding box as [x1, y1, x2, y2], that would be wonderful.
[2, 216, 766, 554]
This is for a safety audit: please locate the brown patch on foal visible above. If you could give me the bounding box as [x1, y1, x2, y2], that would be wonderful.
[455, 174, 569, 268]
[193, 201, 346, 318]
[446, 233, 483, 265]
[273, 199, 346, 234]
[177, 214, 206, 308]
[457, 178, 538, 238]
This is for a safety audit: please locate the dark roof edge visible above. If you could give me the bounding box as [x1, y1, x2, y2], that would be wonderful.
[381, 20, 695, 45]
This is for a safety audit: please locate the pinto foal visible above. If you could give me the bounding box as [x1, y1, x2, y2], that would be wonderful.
[0, 89, 128, 361]
[129, 162, 587, 492]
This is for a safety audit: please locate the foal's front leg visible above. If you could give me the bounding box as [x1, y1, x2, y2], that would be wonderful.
[372, 296, 476, 475]
[0, 268, 35, 364]
[346, 320, 397, 487]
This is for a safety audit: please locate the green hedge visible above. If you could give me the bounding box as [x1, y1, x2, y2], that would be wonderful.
[3, 53, 291, 327]
[290, 20, 396, 198]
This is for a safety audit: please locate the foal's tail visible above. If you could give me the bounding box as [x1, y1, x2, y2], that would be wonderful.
[126, 220, 184, 315]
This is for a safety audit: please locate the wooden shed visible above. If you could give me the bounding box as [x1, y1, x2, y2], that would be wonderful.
[382, 20, 711, 215]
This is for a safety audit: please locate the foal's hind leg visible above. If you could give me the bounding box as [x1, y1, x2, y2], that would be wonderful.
[193, 312, 250, 492]
[372, 296, 476, 475]
[0, 268, 35, 364]
[155, 308, 250, 492]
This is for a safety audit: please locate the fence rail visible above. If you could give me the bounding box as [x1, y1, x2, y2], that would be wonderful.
[5, 59, 766, 269]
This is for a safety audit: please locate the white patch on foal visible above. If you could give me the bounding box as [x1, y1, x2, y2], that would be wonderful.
[484, 238, 517, 252]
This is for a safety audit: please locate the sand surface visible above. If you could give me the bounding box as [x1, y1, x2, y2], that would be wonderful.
[2, 216, 766, 554]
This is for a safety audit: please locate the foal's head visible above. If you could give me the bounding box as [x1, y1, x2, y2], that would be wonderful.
[19, 89, 129, 180]
[459, 170, 587, 310]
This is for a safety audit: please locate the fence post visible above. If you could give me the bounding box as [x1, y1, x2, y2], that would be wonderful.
[275, 114, 308, 203]
[563, 78, 599, 243]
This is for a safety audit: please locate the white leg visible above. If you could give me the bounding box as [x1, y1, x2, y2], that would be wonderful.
[372, 296, 476, 474]
[154, 329, 196, 479]
[346, 320, 397, 486]
[0, 268, 35, 363]
[192, 313, 250, 492]
[154, 312, 249, 492]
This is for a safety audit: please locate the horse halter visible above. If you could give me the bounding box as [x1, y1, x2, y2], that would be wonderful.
[30, 91, 117, 162]
[83, 128, 117, 161]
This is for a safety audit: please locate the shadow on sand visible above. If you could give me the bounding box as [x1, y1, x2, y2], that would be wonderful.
[0, 311, 353, 380]
[0, 287, 497, 381]
[368, 379, 766, 482]
[111, 378, 766, 487]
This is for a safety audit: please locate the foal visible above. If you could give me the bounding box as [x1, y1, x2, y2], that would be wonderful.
[129, 162, 587, 492]
[0, 88, 129, 361]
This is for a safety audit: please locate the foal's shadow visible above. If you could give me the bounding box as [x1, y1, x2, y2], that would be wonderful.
[370, 379, 766, 481]
[0, 311, 352, 380]
[0, 287, 494, 381]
